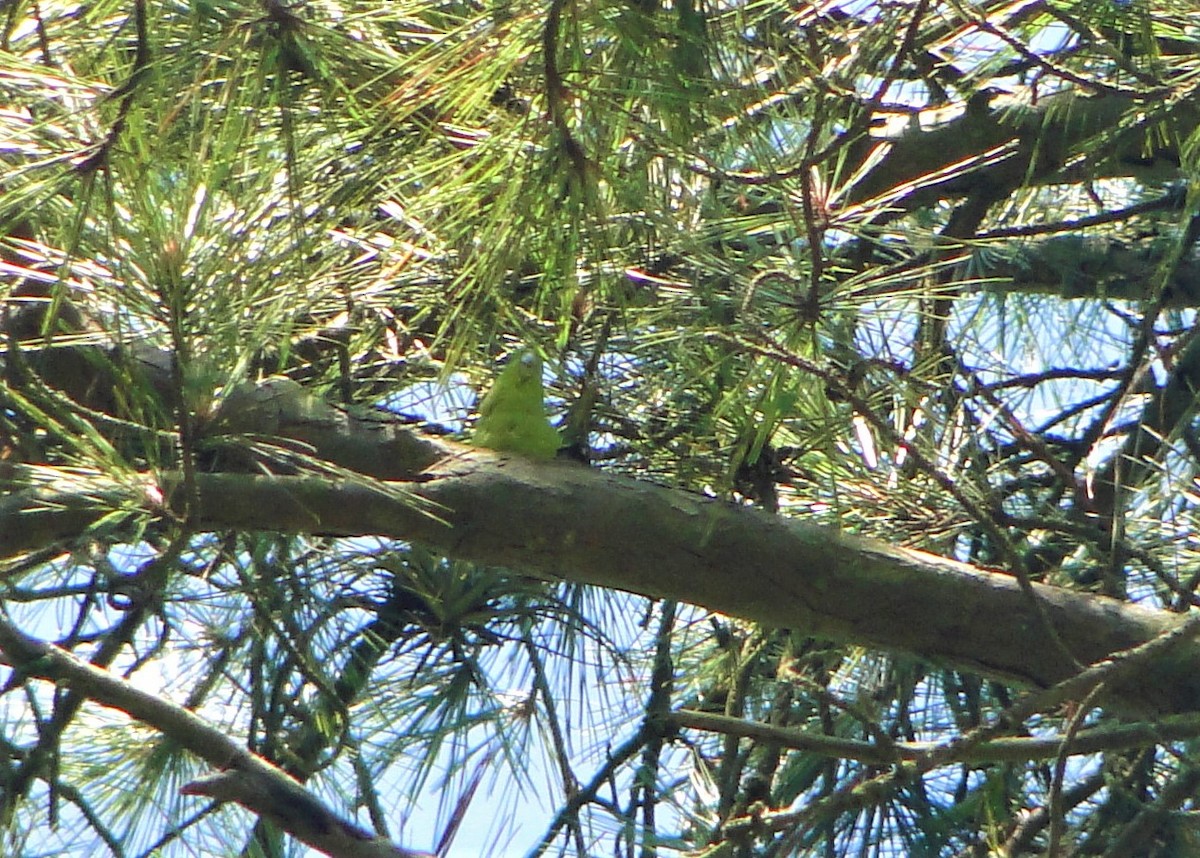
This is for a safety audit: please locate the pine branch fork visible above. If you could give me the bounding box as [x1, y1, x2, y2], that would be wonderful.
[4, 361, 1199, 716]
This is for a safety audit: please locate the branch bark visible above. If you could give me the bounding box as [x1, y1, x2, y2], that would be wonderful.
[3, 384, 1199, 714]
[0, 617, 431, 858]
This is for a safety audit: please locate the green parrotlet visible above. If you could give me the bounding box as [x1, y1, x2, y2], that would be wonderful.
[472, 349, 561, 460]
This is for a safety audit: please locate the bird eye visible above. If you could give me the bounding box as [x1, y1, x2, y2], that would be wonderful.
[520, 352, 537, 368]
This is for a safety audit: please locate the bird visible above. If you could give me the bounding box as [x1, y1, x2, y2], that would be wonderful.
[472, 349, 561, 460]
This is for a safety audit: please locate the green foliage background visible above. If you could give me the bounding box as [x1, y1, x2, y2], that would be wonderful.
[3, 0, 1200, 855]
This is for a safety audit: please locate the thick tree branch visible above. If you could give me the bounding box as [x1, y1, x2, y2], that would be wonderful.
[848, 90, 1187, 211]
[6, 347, 1200, 713]
[2, 431, 1198, 714]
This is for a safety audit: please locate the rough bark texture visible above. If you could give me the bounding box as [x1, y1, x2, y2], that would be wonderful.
[3, 379, 1197, 714]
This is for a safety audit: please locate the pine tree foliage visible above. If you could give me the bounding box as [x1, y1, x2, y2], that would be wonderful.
[2, 0, 1200, 855]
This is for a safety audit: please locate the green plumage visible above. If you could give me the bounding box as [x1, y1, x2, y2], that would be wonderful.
[472, 349, 561, 460]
